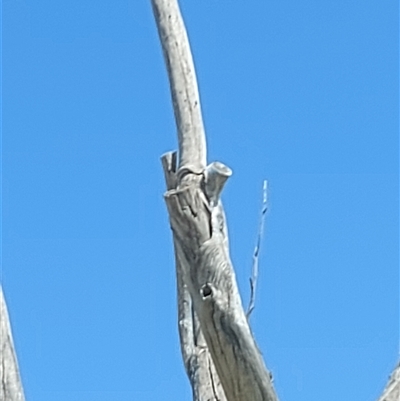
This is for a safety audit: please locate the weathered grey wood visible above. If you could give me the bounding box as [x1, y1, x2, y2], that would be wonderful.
[164, 172, 278, 401]
[0, 286, 25, 401]
[151, 0, 207, 173]
[162, 152, 227, 401]
[152, 1, 278, 400]
[152, 1, 397, 401]
[377, 361, 400, 401]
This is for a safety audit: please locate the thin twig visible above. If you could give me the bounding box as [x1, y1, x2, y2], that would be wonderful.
[247, 180, 268, 318]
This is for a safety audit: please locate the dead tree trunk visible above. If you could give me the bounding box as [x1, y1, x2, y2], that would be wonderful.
[0, 286, 25, 401]
[2, 2, 397, 401]
[151, 1, 278, 400]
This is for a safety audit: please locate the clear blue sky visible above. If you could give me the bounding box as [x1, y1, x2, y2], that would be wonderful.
[2, 1, 398, 400]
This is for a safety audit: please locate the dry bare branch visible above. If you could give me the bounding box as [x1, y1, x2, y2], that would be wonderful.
[152, 1, 278, 400]
[377, 362, 400, 401]
[247, 180, 268, 318]
[0, 286, 25, 401]
[151, 0, 206, 173]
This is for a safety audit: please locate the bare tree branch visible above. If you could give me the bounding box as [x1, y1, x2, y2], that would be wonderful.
[0, 286, 25, 401]
[151, 0, 206, 172]
[152, 1, 278, 399]
[377, 361, 400, 401]
[247, 180, 268, 318]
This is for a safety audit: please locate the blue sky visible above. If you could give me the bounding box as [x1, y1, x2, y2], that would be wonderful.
[2, 1, 398, 400]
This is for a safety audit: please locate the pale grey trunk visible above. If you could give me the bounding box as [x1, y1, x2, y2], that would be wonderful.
[151, 0, 277, 400]
[0, 286, 25, 401]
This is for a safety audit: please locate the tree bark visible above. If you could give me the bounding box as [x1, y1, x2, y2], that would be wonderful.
[151, 1, 278, 400]
[162, 152, 227, 401]
[0, 285, 25, 401]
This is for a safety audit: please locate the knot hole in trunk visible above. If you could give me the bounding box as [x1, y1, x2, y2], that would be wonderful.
[201, 283, 213, 298]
